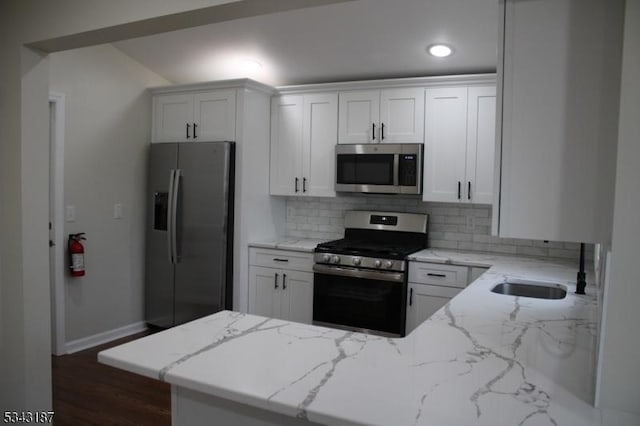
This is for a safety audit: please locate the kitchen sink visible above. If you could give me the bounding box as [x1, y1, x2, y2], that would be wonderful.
[491, 279, 567, 300]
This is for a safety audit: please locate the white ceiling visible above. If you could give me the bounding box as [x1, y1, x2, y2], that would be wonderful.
[113, 0, 499, 87]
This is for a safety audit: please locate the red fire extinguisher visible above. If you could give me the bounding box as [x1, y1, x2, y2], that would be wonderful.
[68, 233, 86, 277]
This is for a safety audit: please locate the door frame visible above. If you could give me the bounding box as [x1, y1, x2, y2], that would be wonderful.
[49, 92, 66, 355]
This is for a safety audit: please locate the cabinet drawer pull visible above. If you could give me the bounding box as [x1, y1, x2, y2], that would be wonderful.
[186, 123, 191, 139]
[409, 288, 413, 306]
[468, 181, 471, 200]
[274, 273, 279, 289]
[427, 273, 447, 278]
[282, 273, 287, 290]
[273, 258, 289, 262]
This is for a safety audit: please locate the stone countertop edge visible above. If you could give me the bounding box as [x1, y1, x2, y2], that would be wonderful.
[99, 252, 610, 426]
[248, 238, 330, 253]
[407, 248, 582, 269]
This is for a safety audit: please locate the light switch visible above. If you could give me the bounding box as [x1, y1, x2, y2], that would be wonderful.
[465, 215, 475, 231]
[114, 203, 123, 219]
[66, 205, 76, 222]
[286, 206, 295, 221]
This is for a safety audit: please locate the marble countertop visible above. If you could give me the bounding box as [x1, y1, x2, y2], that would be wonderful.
[408, 248, 563, 268]
[249, 237, 329, 252]
[98, 253, 618, 426]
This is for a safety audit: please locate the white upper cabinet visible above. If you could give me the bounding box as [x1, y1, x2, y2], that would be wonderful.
[497, 0, 623, 243]
[302, 94, 338, 197]
[153, 93, 193, 142]
[423, 85, 496, 204]
[270, 92, 337, 197]
[338, 88, 424, 144]
[337, 91, 380, 143]
[466, 87, 496, 205]
[152, 89, 236, 143]
[379, 88, 425, 143]
[192, 90, 236, 142]
[270, 95, 304, 196]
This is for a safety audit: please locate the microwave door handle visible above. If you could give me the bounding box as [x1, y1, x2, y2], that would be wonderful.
[393, 154, 399, 186]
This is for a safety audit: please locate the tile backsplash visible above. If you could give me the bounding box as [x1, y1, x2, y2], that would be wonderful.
[284, 194, 593, 260]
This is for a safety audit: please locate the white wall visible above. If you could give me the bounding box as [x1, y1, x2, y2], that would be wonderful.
[0, 0, 345, 411]
[597, 0, 640, 414]
[49, 44, 169, 343]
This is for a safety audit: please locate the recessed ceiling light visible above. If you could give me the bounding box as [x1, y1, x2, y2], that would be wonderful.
[237, 58, 263, 73]
[427, 44, 453, 58]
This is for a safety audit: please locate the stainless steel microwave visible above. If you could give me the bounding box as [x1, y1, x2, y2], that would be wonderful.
[335, 144, 423, 194]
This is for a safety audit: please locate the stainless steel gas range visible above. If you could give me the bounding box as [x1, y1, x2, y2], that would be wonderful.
[312, 211, 429, 337]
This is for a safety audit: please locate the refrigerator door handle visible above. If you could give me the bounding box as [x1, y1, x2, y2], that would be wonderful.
[167, 169, 176, 264]
[171, 169, 182, 264]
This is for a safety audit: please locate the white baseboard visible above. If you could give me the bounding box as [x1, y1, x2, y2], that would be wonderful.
[65, 321, 148, 354]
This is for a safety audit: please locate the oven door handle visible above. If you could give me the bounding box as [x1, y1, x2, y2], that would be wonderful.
[313, 264, 404, 283]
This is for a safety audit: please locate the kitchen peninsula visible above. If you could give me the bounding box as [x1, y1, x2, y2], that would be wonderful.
[98, 251, 621, 426]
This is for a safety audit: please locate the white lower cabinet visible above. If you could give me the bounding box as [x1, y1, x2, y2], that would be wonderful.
[469, 266, 489, 282]
[406, 262, 488, 333]
[406, 283, 461, 333]
[250, 266, 313, 323]
[248, 248, 314, 324]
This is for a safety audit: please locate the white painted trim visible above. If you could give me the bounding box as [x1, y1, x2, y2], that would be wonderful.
[49, 92, 66, 356]
[147, 74, 497, 97]
[65, 321, 148, 354]
[276, 73, 497, 94]
[594, 250, 612, 407]
[150, 78, 275, 95]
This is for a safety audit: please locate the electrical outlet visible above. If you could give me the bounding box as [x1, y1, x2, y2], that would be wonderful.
[114, 203, 123, 219]
[466, 215, 475, 231]
[286, 206, 295, 221]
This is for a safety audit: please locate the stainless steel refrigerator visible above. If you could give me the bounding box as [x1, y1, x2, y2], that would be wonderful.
[145, 141, 234, 328]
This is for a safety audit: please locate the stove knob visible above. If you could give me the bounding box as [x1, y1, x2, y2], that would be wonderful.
[374, 259, 382, 268]
[332, 255, 341, 264]
[352, 257, 362, 266]
[322, 254, 331, 263]
[384, 260, 393, 269]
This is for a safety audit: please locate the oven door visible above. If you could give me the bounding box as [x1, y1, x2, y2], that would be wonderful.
[312, 264, 407, 337]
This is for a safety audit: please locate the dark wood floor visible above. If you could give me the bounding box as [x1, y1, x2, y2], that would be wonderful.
[52, 330, 171, 425]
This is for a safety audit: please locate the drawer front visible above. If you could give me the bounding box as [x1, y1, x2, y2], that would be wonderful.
[408, 262, 469, 288]
[409, 282, 462, 299]
[249, 248, 314, 272]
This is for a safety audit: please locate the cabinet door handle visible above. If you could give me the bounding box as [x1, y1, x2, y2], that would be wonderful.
[381, 122, 385, 140]
[282, 273, 287, 290]
[457, 181, 461, 200]
[274, 273, 279, 289]
[303, 177, 307, 193]
[409, 288, 413, 306]
[295, 177, 299, 193]
[273, 258, 289, 262]
[468, 181, 471, 200]
[193, 123, 198, 139]
[372, 123, 376, 141]
[186, 123, 191, 139]
[427, 273, 447, 278]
